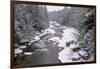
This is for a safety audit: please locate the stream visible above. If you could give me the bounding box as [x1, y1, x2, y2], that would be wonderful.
[15, 21, 89, 65]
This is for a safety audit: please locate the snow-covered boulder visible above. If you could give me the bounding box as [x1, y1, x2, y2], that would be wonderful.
[62, 27, 79, 40]
[45, 28, 56, 34]
[15, 48, 23, 54]
[70, 42, 79, 49]
[48, 37, 60, 42]
[58, 47, 73, 63]
[72, 52, 80, 61]
[57, 39, 68, 48]
[19, 45, 27, 49]
[24, 52, 33, 55]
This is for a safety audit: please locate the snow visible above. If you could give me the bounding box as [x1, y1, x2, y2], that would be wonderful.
[48, 37, 60, 42]
[29, 36, 40, 45]
[34, 36, 40, 40]
[58, 47, 73, 63]
[57, 27, 79, 48]
[58, 39, 68, 48]
[70, 43, 79, 49]
[72, 52, 80, 60]
[24, 52, 33, 55]
[15, 48, 23, 54]
[45, 28, 56, 34]
[19, 45, 27, 49]
[62, 27, 80, 40]
[48, 21, 81, 63]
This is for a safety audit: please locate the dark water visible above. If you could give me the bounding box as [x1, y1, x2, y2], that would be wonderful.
[15, 41, 61, 65]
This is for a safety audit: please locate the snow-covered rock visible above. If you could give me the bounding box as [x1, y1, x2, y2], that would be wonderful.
[24, 52, 33, 55]
[48, 37, 60, 42]
[57, 39, 68, 48]
[57, 27, 79, 48]
[62, 27, 79, 40]
[19, 46, 27, 49]
[15, 48, 23, 54]
[34, 36, 40, 40]
[70, 43, 79, 49]
[72, 52, 80, 61]
[29, 36, 40, 45]
[45, 28, 56, 34]
[58, 47, 73, 63]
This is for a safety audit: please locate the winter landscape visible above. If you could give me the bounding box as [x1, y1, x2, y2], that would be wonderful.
[14, 3, 95, 66]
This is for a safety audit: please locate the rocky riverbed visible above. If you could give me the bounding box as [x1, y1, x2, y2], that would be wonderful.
[14, 21, 94, 65]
